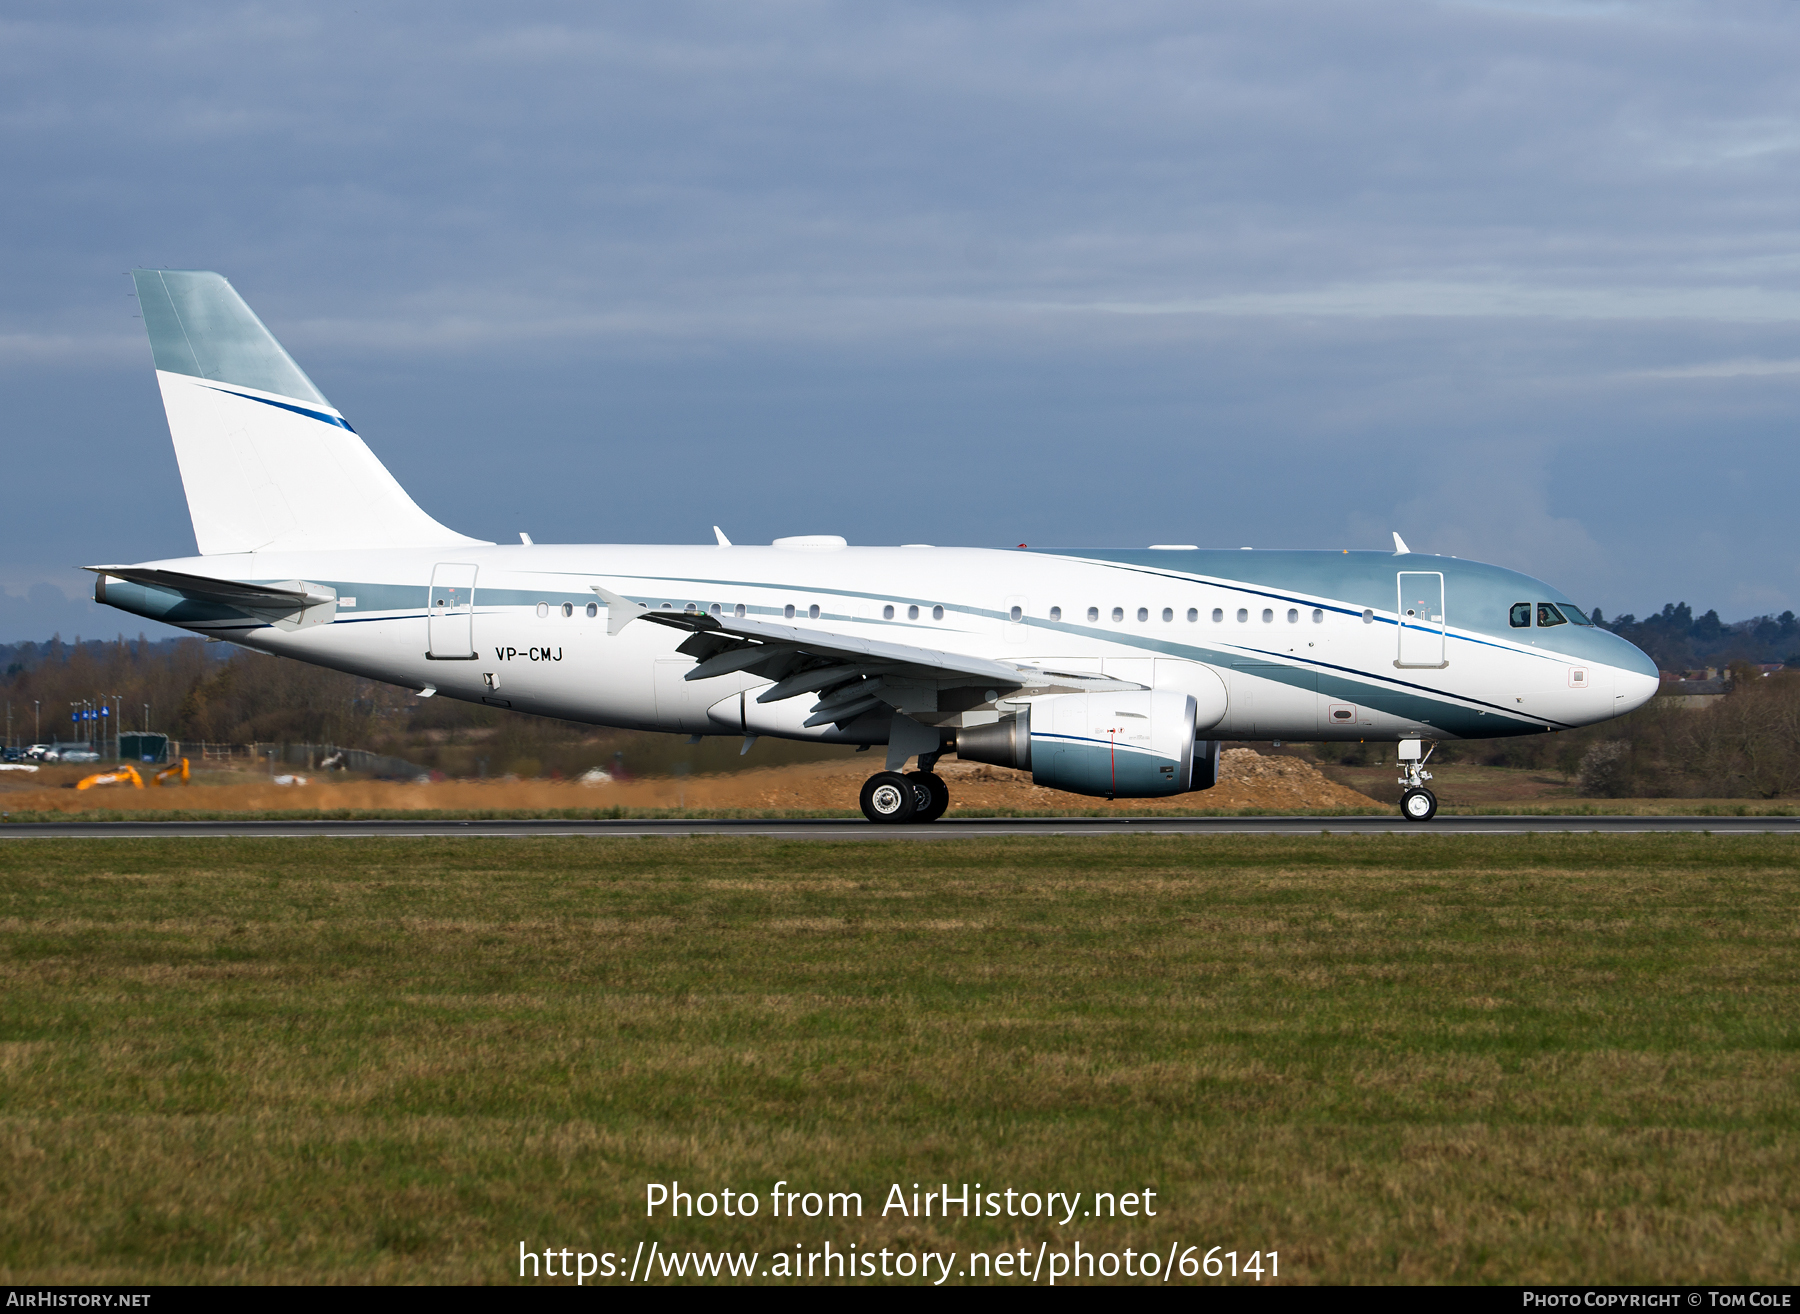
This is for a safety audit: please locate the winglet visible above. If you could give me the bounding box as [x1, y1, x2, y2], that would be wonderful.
[713, 526, 732, 547]
[591, 584, 648, 636]
[1392, 531, 1411, 555]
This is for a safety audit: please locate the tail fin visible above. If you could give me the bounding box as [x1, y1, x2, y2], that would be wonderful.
[132, 270, 487, 555]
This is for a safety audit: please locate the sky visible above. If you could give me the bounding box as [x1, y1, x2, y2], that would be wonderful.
[3, 0, 1799, 642]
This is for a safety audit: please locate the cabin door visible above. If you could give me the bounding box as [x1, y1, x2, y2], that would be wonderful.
[427, 563, 479, 659]
[1395, 571, 1446, 668]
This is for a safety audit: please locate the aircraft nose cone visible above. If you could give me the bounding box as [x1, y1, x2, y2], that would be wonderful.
[1607, 633, 1660, 718]
[1614, 666, 1659, 716]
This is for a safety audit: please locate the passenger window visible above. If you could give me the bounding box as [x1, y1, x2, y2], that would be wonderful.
[883, 604, 894, 620]
[1362, 609, 1374, 624]
[1510, 603, 1531, 628]
[709, 603, 721, 617]
[1136, 607, 1149, 622]
[1537, 603, 1567, 628]
[1311, 608, 1323, 623]
[734, 603, 746, 618]
[1212, 608, 1224, 622]
[808, 604, 821, 620]
[1111, 607, 1124, 622]
[1187, 608, 1198, 622]
[932, 605, 944, 621]
[784, 604, 796, 619]
[1087, 606, 1099, 622]
[1049, 606, 1062, 621]
[561, 602, 573, 618]
[1261, 608, 1273, 623]
[1162, 607, 1174, 622]
[1236, 608, 1248, 623]
[536, 602, 548, 618]
[1286, 608, 1298, 623]
[909, 605, 920, 620]
[586, 601, 598, 618]
[1009, 605, 1022, 622]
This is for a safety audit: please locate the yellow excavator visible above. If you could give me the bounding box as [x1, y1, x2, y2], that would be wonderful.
[75, 758, 190, 790]
[76, 764, 144, 790]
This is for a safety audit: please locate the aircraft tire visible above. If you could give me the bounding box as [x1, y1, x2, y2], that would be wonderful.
[1400, 787, 1438, 822]
[860, 771, 919, 824]
[906, 771, 950, 823]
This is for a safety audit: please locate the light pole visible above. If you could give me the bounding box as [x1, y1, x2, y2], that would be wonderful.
[33, 700, 39, 744]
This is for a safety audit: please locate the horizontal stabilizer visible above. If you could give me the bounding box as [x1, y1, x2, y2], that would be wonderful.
[88, 565, 337, 632]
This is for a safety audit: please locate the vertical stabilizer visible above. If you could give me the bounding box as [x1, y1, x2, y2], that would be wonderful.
[132, 269, 487, 555]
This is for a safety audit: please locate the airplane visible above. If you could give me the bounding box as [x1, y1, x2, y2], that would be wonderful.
[90, 270, 1661, 824]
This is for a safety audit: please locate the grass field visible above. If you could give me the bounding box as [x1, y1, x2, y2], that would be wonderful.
[1, 834, 1796, 1285]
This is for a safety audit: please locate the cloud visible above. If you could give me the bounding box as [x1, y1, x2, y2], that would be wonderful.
[1, 0, 1799, 634]
[1348, 450, 1612, 604]
[1069, 283, 1800, 322]
[1627, 356, 1800, 378]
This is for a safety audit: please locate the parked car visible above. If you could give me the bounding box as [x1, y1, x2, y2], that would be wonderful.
[33, 745, 100, 763]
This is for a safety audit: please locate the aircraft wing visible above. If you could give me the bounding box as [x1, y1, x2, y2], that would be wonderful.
[593, 585, 1136, 729]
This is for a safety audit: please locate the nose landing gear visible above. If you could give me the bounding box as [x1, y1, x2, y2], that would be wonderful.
[1397, 738, 1437, 822]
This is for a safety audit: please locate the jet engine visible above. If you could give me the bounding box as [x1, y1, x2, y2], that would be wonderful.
[956, 690, 1221, 798]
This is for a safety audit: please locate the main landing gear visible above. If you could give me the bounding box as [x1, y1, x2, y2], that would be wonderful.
[1397, 739, 1438, 822]
[859, 755, 951, 825]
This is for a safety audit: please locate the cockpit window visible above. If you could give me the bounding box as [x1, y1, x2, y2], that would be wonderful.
[1509, 603, 1531, 628]
[1537, 603, 1568, 628]
[1560, 604, 1594, 626]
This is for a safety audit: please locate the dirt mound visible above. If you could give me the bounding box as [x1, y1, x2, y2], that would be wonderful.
[0, 748, 1380, 815]
[925, 748, 1379, 812]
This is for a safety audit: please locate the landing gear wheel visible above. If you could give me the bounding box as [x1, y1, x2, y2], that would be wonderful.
[906, 771, 950, 823]
[860, 771, 918, 824]
[1400, 787, 1438, 822]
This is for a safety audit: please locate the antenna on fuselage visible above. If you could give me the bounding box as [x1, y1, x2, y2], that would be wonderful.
[1392, 531, 1412, 555]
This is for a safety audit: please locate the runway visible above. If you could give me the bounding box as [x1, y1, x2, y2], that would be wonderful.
[2, 815, 1797, 839]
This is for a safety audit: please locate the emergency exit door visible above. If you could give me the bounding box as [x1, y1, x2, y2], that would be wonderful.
[1396, 571, 1446, 668]
[427, 563, 478, 659]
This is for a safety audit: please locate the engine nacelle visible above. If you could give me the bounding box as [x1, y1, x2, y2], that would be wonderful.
[957, 690, 1220, 798]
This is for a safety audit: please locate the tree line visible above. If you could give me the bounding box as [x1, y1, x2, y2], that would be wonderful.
[5, 606, 1798, 797]
[0, 634, 837, 779]
[1592, 603, 1798, 673]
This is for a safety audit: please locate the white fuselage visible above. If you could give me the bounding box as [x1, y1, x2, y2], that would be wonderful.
[108, 542, 1662, 745]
